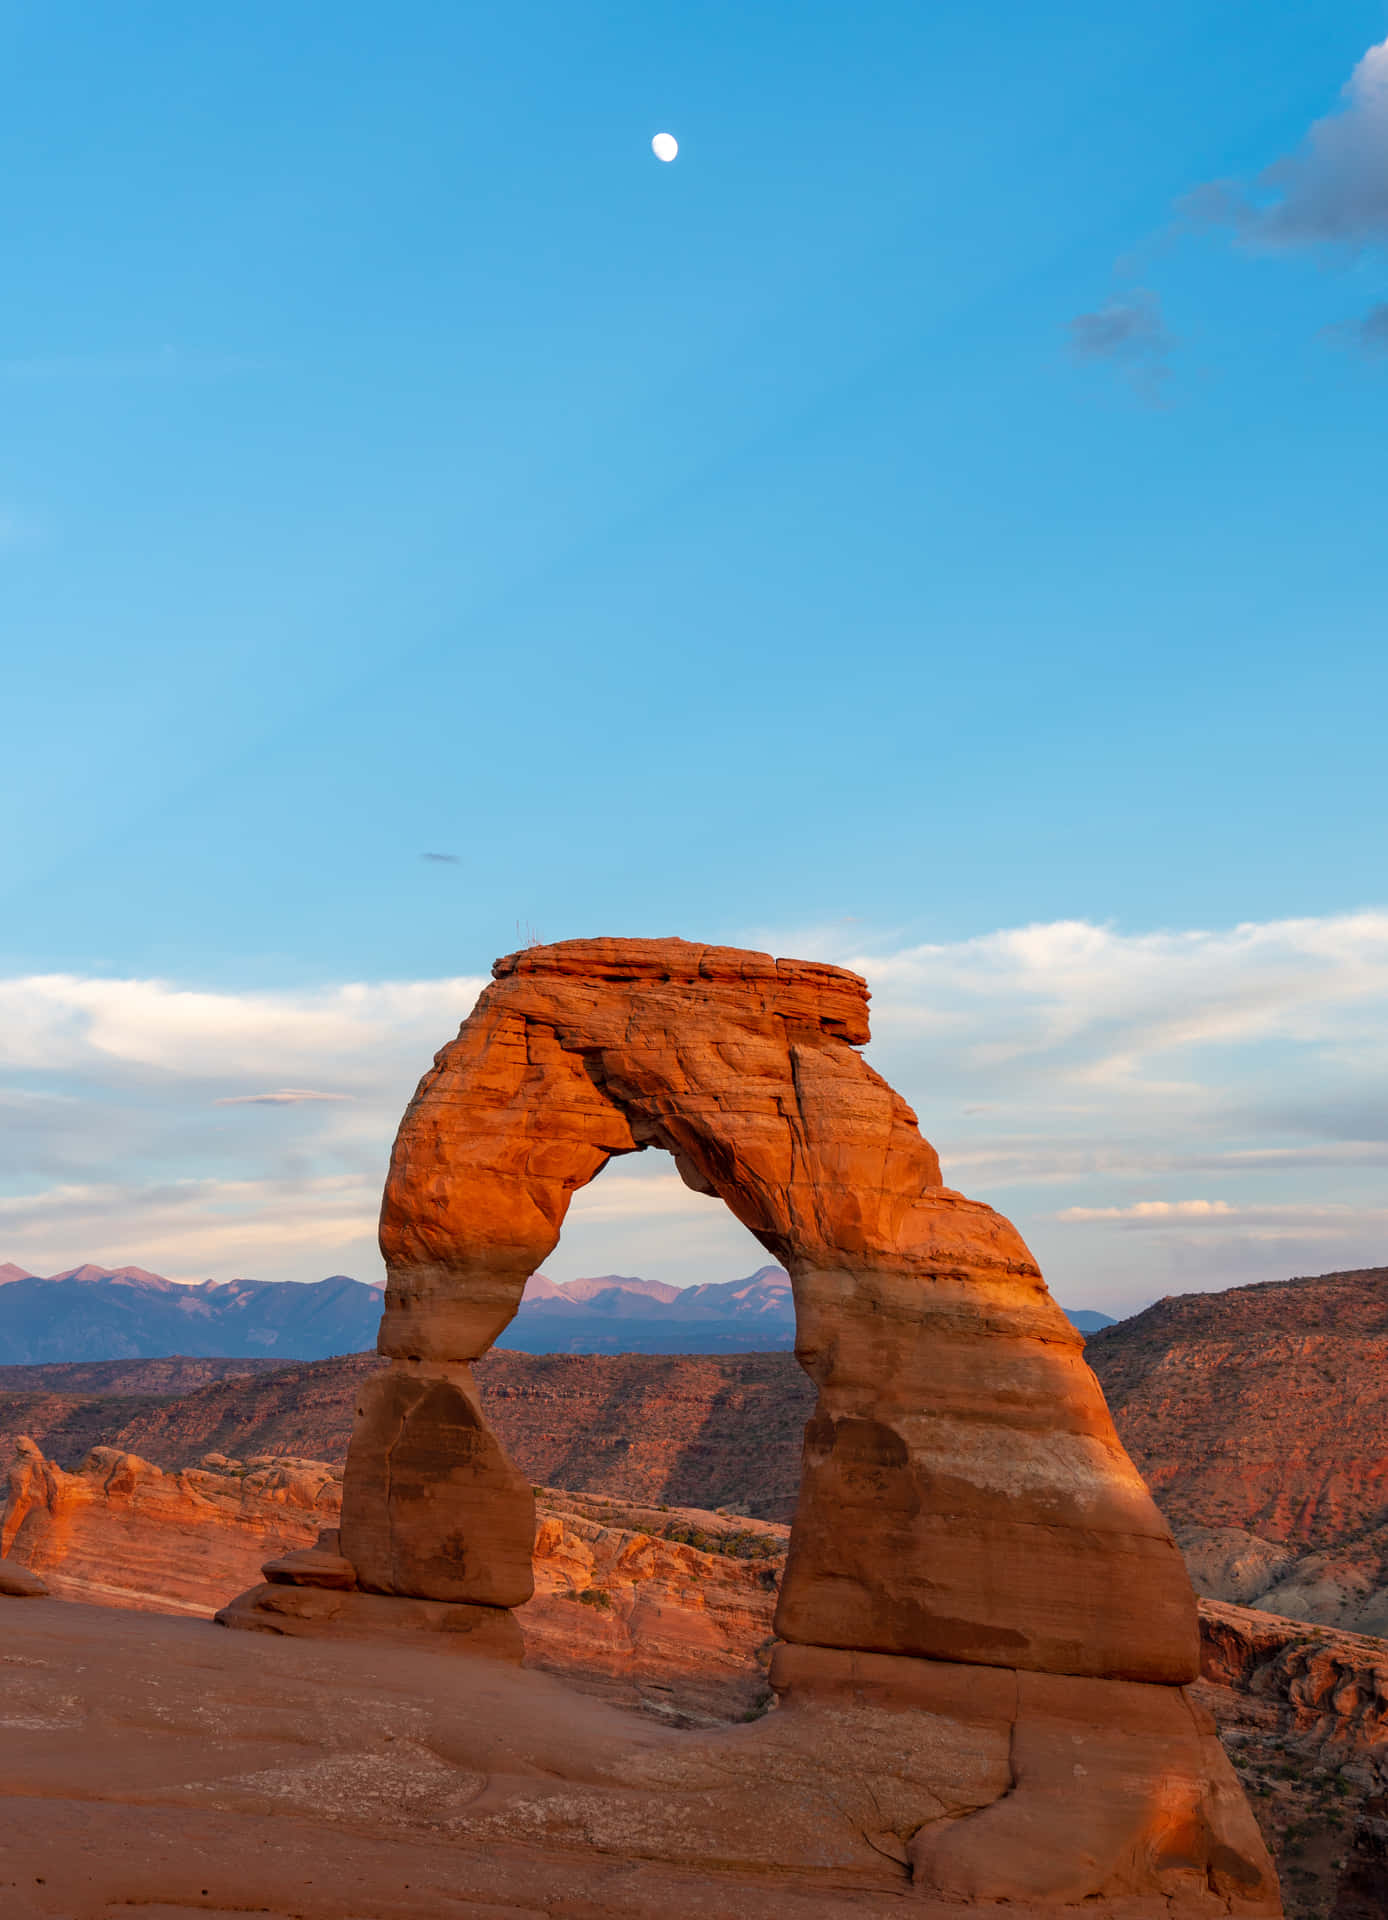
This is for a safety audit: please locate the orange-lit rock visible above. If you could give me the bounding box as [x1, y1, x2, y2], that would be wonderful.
[0, 1554, 47, 1596]
[2, 1438, 338, 1614]
[337, 936, 1197, 1685]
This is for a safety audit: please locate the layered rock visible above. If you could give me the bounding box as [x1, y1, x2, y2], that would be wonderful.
[3, 1439, 785, 1717]
[2, 1438, 339, 1614]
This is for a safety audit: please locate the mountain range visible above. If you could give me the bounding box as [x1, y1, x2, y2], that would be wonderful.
[0, 1262, 1114, 1363]
[0, 1269, 385, 1364]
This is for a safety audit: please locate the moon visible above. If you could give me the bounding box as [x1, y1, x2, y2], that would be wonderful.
[651, 132, 678, 163]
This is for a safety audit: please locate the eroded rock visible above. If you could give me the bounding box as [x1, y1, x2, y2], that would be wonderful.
[332, 936, 1198, 1685]
[214, 935, 1278, 1913]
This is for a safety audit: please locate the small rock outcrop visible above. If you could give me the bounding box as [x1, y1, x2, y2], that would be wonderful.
[0, 1554, 47, 1596]
[216, 936, 1279, 1912]
[1197, 1598, 1388, 1918]
[2, 1437, 338, 1613]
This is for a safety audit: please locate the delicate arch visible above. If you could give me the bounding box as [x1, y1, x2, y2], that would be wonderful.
[339, 937, 1198, 1683]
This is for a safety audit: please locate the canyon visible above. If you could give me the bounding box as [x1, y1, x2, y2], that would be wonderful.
[6, 1262, 1388, 1623]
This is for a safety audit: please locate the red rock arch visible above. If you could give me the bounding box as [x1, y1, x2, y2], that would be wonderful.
[338, 937, 1197, 1684]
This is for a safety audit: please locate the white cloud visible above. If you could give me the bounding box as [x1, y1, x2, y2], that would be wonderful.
[758, 910, 1388, 1306]
[0, 1175, 381, 1280]
[1060, 1200, 1238, 1222]
[833, 912, 1388, 1086]
[0, 973, 485, 1083]
[1187, 37, 1388, 252]
[4, 913, 1388, 1308]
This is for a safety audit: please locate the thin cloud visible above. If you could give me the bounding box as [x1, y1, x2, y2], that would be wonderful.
[1324, 301, 1388, 358]
[1057, 1199, 1388, 1237]
[1059, 1200, 1238, 1222]
[1179, 36, 1388, 353]
[1069, 289, 1173, 400]
[214, 1089, 353, 1107]
[1075, 37, 1388, 376]
[421, 852, 460, 864]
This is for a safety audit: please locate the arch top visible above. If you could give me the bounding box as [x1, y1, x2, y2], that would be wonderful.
[492, 937, 871, 1045]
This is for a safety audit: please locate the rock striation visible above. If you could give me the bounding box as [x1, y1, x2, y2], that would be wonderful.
[217, 935, 1277, 1911]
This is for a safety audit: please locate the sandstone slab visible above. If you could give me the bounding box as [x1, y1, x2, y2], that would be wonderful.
[0, 1599, 1278, 1916]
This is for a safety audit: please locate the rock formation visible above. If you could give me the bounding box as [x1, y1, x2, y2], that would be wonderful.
[0, 1554, 46, 1595]
[1196, 1600, 1388, 1918]
[325, 937, 1199, 1675]
[2, 1438, 338, 1614]
[1087, 1266, 1388, 1634]
[215, 936, 1278, 1910]
[3, 1438, 782, 1716]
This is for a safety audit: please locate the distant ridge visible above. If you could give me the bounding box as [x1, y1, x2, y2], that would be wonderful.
[0, 1270, 386, 1365]
[0, 1261, 1116, 1363]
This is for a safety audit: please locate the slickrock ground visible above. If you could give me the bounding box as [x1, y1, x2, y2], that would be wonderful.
[0, 1595, 1275, 1920]
[19, 1439, 1375, 1911]
[0, 1598, 904, 1920]
[1087, 1266, 1388, 1635]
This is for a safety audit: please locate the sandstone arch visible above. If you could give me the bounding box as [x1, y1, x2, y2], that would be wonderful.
[221, 937, 1280, 1911]
[338, 936, 1195, 1681]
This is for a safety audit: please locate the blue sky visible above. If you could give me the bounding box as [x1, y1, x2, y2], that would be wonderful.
[2, 3, 1387, 1311]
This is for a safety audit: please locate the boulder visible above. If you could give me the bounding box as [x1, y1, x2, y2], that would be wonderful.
[0, 1555, 47, 1596]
